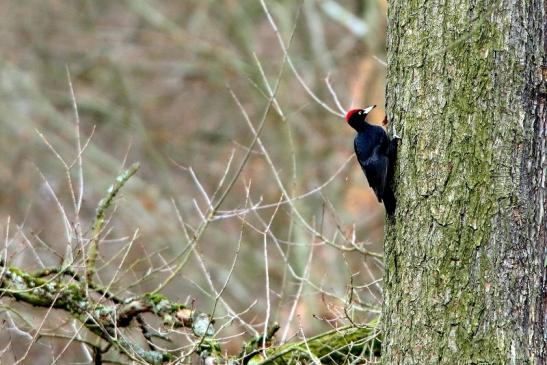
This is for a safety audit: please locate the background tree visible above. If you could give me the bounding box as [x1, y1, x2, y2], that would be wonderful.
[383, 0, 546, 363]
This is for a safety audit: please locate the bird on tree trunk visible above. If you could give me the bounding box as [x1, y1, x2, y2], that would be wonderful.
[345, 106, 400, 216]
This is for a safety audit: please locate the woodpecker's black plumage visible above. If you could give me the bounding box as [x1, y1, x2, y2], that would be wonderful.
[345, 106, 399, 216]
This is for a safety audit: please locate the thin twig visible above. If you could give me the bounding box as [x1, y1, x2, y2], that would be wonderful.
[325, 73, 348, 114]
[151, 7, 301, 294]
[86, 162, 140, 284]
[260, 0, 344, 117]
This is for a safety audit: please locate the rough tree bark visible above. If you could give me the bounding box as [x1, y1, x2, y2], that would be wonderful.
[382, 0, 546, 363]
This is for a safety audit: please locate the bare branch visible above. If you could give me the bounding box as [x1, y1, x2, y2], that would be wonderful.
[86, 162, 140, 284]
[260, 0, 344, 117]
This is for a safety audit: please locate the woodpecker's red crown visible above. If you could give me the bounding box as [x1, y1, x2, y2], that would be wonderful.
[345, 109, 361, 122]
[345, 105, 376, 122]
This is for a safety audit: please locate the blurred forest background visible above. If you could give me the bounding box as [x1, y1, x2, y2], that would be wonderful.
[0, 0, 388, 362]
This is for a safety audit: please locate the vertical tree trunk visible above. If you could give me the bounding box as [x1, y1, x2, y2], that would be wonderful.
[383, 0, 546, 363]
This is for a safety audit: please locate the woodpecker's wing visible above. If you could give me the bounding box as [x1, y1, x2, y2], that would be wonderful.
[355, 143, 389, 202]
[364, 153, 389, 202]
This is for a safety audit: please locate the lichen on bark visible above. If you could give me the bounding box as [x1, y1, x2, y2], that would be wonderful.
[383, 0, 546, 363]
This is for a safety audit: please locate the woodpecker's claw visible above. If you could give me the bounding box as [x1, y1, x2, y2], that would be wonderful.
[392, 126, 401, 139]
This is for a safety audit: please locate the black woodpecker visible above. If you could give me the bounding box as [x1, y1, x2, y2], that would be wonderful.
[345, 106, 399, 216]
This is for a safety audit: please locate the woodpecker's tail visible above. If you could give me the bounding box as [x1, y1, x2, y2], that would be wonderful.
[383, 186, 396, 217]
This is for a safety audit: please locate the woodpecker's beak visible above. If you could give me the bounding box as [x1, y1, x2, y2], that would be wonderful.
[362, 105, 376, 114]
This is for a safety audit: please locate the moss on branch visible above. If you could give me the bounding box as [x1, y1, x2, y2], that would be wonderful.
[0, 259, 216, 364]
[246, 322, 380, 364]
[0, 259, 380, 364]
[0, 159, 381, 364]
[86, 162, 140, 283]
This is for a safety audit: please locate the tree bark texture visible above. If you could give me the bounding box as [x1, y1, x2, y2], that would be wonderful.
[383, 0, 546, 363]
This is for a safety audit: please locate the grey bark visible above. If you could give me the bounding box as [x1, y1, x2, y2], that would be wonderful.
[382, 0, 546, 363]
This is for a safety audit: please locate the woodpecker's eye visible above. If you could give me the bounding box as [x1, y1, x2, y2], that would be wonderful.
[358, 110, 363, 115]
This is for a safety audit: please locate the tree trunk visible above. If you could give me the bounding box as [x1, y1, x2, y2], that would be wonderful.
[383, 0, 546, 363]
